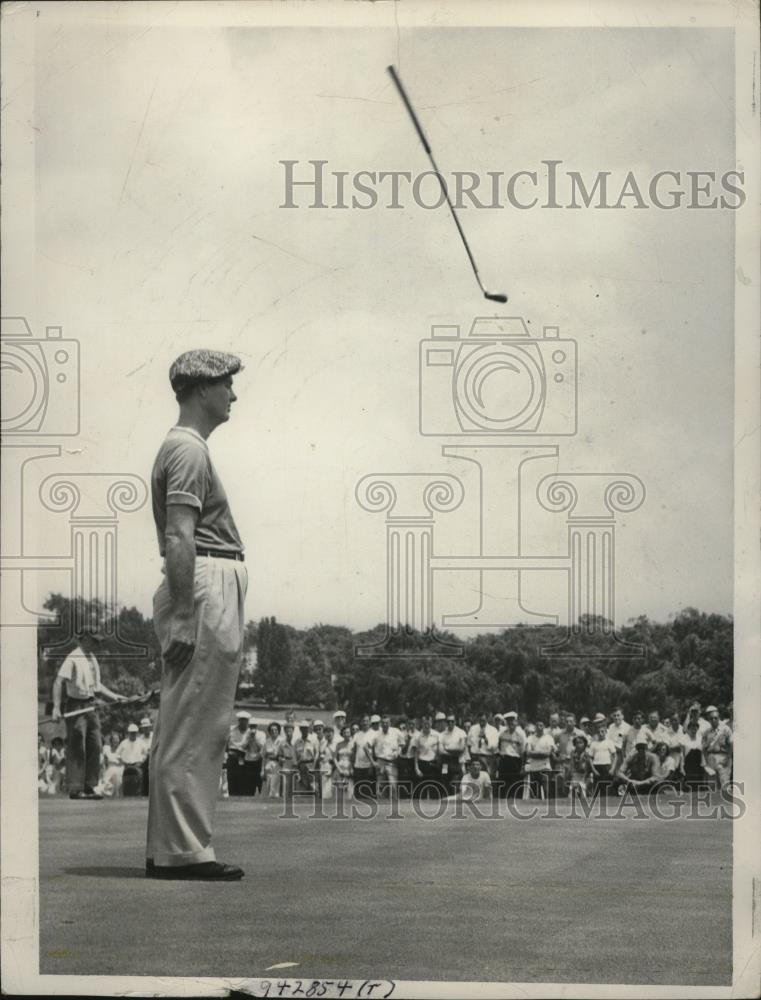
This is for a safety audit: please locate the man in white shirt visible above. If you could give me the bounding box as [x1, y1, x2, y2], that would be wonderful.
[548, 712, 562, 739]
[702, 705, 733, 790]
[118, 724, 149, 796]
[244, 719, 266, 796]
[139, 717, 153, 796]
[683, 703, 711, 738]
[496, 712, 525, 799]
[439, 714, 467, 795]
[606, 707, 630, 773]
[226, 711, 253, 796]
[525, 721, 556, 799]
[374, 715, 402, 799]
[588, 722, 619, 797]
[52, 626, 125, 800]
[622, 710, 647, 757]
[642, 711, 669, 748]
[458, 759, 492, 802]
[351, 715, 377, 801]
[466, 714, 499, 779]
[410, 716, 442, 798]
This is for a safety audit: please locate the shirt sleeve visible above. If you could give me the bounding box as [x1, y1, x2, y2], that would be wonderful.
[57, 655, 74, 682]
[164, 438, 209, 510]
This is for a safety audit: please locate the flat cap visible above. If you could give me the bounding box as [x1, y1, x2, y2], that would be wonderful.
[127, 723, 139, 733]
[593, 713, 607, 724]
[139, 717, 151, 727]
[370, 714, 381, 724]
[236, 710, 251, 720]
[434, 711, 447, 721]
[705, 705, 719, 715]
[504, 711, 518, 719]
[333, 710, 347, 718]
[169, 349, 243, 391]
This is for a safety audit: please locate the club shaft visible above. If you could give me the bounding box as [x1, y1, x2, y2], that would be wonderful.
[387, 65, 490, 296]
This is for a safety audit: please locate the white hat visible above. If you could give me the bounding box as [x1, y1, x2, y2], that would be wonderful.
[140, 717, 151, 727]
[494, 712, 504, 720]
[505, 711, 518, 719]
[370, 714, 381, 723]
[127, 723, 139, 733]
[313, 719, 325, 727]
[299, 720, 311, 728]
[333, 709, 346, 718]
[434, 711, 446, 721]
[236, 711, 251, 720]
[593, 713, 607, 724]
[705, 705, 719, 715]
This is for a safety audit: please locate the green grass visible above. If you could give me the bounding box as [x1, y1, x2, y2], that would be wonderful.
[39, 796, 731, 985]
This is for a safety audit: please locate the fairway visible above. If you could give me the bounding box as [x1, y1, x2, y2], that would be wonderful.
[39, 797, 732, 986]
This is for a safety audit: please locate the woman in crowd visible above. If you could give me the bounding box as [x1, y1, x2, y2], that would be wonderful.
[568, 734, 592, 800]
[263, 722, 284, 798]
[334, 724, 354, 797]
[100, 731, 124, 797]
[651, 741, 679, 791]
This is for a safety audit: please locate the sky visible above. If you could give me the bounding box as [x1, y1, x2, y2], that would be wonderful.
[5, 16, 737, 633]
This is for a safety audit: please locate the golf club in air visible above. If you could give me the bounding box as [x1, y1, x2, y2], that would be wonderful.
[387, 64, 508, 304]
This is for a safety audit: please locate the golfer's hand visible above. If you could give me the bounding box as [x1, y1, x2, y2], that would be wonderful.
[52, 706, 62, 722]
[164, 613, 196, 669]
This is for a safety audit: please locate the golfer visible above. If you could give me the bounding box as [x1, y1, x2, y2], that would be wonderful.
[146, 349, 248, 881]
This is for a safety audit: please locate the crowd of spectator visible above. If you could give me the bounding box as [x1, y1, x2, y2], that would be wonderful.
[38, 717, 154, 797]
[222, 701, 734, 803]
[39, 701, 733, 804]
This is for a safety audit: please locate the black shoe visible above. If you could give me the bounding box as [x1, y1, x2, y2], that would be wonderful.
[69, 790, 101, 800]
[146, 861, 244, 881]
[84, 787, 103, 800]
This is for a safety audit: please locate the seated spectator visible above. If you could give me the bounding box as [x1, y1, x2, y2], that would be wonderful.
[458, 758, 492, 802]
[651, 741, 679, 790]
[47, 736, 67, 795]
[616, 737, 658, 795]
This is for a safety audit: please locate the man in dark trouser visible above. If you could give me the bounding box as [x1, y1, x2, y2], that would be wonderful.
[51, 625, 125, 800]
[496, 712, 525, 798]
[351, 715, 377, 802]
[412, 716, 442, 799]
[439, 713, 466, 796]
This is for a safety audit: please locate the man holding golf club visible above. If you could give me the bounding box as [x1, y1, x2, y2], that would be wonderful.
[52, 623, 126, 800]
[146, 349, 248, 881]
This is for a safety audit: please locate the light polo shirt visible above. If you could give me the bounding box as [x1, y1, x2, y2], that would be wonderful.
[466, 724, 499, 757]
[374, 729, 402, 761]
[151, 425, 243, 555]
[683, 714, 711, 737]
[57, 646, 101, 700]
[351, 731, 376, 769]
[555, 728, 584, 762]
[702, 723, 733, 758]
[228, 726, 251, 754]
[244, 730, 265, 762]
[642, 723, 670, 747]
[588, 737, 618, 767]
[117, 738, 147, 766]
[440, 726, 467, 757]
[459, 770, 492, 801]
[606, 720, 631, 749]
[622, 726, 647, 757]
[525, 733, 555, 772]
[411, 731, 441, 762]
[498, 727, 526, 758]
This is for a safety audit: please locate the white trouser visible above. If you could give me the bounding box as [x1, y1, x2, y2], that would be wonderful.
[147, 556, 247, 866]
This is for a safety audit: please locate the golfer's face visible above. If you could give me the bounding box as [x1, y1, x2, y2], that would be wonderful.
[361, 717, 370, 731]
[204, 375, 236, 424]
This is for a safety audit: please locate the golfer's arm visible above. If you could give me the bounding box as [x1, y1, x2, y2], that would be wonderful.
[52, 676, 64, 713]
[164, 504, 199, 618]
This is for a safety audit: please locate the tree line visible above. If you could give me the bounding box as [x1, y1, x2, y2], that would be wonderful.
[37, 595, 733, 725]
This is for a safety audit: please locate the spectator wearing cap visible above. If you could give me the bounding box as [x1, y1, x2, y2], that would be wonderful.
[616, 737, 658, 795]
[118, 724, 149, 797]
[295, 721, 320, 793]
[100, 731, 124, 798]
[226, 711, 252, 796]
[373, 715, 402, 799]
[147, 347, 247, 881]
[524, 721, 556, 799]
[439, 713, 467, 796]
[622, 710, 647, 758]
[642, 711, 669, 749]
[579, 717, 594, 741]
[496, 712, 526, 799]
[588, 718, 618, 798]
[702, 706, 733, 790]
[262, 722, 283, 798]
[51, 623, 126, 800]
[411, 716, 443, 799]
[370, 714, 381, 734]
[139, 717, 153, 796]
[466, 714, 499, 779]
[351, 715, 377, 802]
[47, 736, 67, 795]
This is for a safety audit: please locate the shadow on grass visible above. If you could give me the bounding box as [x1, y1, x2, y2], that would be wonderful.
[63, 866, 146, 879]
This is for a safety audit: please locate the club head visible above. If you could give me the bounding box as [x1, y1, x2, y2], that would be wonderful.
[484, 292, 508, 304]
